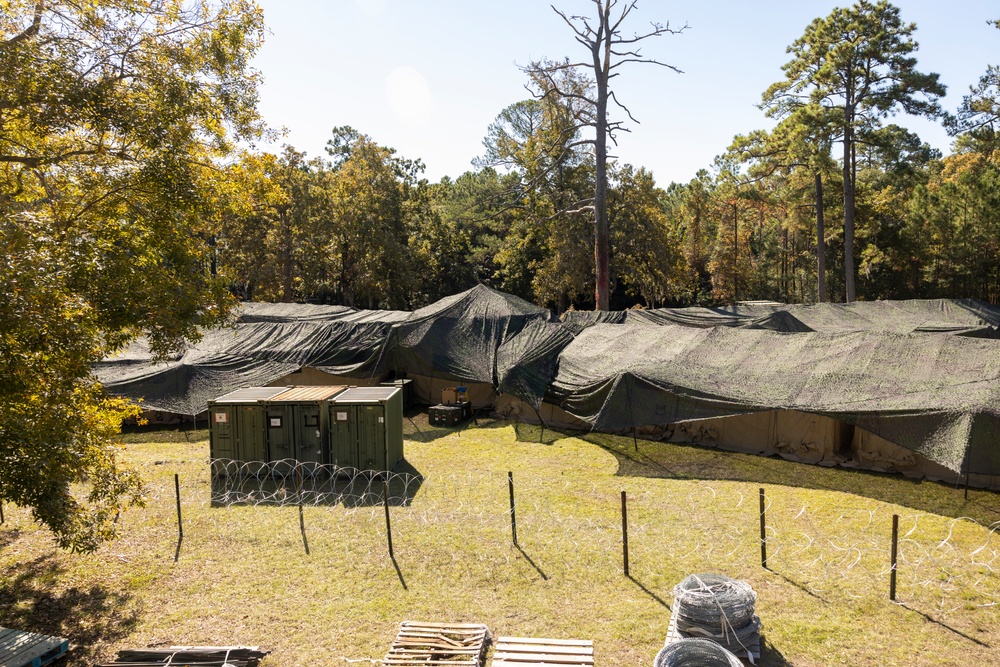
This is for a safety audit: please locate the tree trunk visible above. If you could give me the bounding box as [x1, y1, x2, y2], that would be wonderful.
[815, 172, 827, 303]
[842, 120, 856, 303]
[593, 19, 611, 311]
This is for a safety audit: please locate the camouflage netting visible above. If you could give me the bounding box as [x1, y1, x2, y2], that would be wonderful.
[95, 307, 409, 415]
[387, 284, 572, 405]
[548, 323, 1000, 475]
[95, 290, 1000, 477]
[562, 298, 1000, 336]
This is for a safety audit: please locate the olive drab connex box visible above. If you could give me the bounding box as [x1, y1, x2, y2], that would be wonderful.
[328, 386, 404, 472]
[208, 386, 290, 473]
[208, 386, 349, 474]
[265, 385, 348, 473]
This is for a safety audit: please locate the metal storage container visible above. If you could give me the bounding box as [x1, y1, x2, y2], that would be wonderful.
[207, 386, 289, 469]
[328, 386, 404, 471]
[380, 378, 413, 410]
[267, 386, 348, 471]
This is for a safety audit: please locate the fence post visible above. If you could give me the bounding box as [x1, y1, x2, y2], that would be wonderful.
[174, 473, 183, 540]
[383, 478, 394, 559]
[621, 490, 629, 577]
[759, 487, 767, 569]
[890, 513, 899, 601]
[0, 500, 4, 525]
[508, 471, 518, 547]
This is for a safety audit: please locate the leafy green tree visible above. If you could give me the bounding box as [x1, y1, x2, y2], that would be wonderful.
[950, 19, 1000, 155]
[762, 0, 944, 302]
[608, 165, 686, 307]
[0, 0, 265, 549]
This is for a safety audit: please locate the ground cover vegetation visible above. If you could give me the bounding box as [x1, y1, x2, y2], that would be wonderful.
[0, 422, 998, 666]
[1, 0, 999, 568]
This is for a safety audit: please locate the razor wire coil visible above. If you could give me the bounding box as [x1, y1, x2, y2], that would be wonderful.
[654, 639, 743, 667]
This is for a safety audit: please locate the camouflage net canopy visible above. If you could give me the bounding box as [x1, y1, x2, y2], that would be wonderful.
[562, 298, 1000, 336]
[96, 289, 1000, 476]
[549, 323, 1000, 475]
[95, 285, 573, 415]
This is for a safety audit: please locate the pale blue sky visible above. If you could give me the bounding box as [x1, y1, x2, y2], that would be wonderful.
[251, 1, 998, 186]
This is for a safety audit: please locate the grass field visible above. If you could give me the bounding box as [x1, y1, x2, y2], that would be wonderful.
[1, 415, 999, 667]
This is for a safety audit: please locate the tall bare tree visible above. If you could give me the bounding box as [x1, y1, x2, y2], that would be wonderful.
[525, 1, 684, 310]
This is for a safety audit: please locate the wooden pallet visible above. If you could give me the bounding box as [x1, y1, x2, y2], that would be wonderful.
[384, 622, 491, 667]
[492, 636, 594, 667]
[665, 600, 760, 664]
[0, 627, 69, 667]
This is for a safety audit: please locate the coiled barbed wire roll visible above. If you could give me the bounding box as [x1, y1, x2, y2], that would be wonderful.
[654, 639, 742, 667]
[672, 573, 757, 634]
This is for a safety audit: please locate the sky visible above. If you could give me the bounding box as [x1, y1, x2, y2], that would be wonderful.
[250, 0, 999, 186]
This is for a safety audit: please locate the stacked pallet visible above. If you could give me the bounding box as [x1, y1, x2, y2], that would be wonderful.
[95, 646, 269, 667]
[383, 622, 491, 667]
[0, 627, 68, 667]
[492, 637, 594, 667]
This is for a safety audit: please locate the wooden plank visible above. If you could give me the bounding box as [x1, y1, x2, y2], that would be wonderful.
[492, 662, 594, 667]
[496, 639, 592, 648]
[493, 645, 593, 656]
[0, 627, 69, 667]
[491, 653, 593, 665]
[383, 659, 479, 666]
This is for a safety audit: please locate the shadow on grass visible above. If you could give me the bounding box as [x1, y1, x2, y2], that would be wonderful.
[625, 575, 670, 609]
[759, 636, 792, 667]
[209, 459, 425, 509]
[584, 433, 1000, 525]
[514, 544, 548, 581]
[900, 603, 991, 647]
[390, 555, 408, 590]
[0, 555, 140, 665]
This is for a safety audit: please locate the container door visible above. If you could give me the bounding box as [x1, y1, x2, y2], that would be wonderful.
[238, 406, 268, 474]
[329, 404, 359, 470]
[295, 404, 325, 469]
[266, 405, 295, 474]
[209, 404, 235, 460]
[358, 404, 387, 471]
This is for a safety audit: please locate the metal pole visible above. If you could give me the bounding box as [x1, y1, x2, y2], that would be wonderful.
[508, 471, 518, 547]
[621, 490, 629, 577]
[964, 470, 971, 500]
[383, 478, 394, 559]
[890, 513, 899, 601]
[759, 487, 767, 569]
[0, 501, 4, 524]
[174, 473, 183, 540]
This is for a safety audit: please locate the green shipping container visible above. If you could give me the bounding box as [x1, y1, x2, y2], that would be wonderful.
[208, 386, 289, 472]
[267, 386, 348, 472]
[328, 387, 404, 472]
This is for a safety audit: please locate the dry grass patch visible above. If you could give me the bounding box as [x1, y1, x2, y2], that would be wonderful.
[1, 416, 997, 667]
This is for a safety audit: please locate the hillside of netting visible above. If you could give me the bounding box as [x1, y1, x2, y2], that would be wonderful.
[550, 324, 1000, 476]
[562, 298, 1000, 336]
[95, 289, 1000, 479]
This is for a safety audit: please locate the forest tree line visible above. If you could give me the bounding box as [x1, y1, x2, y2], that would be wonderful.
[214, 4, 1000, 311]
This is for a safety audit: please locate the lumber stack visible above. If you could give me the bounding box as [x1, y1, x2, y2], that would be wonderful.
[383, 621, 491, 667]
[95, 646, 269, 667]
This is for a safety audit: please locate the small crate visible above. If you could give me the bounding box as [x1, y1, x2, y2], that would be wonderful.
[429, 404, 466, 427]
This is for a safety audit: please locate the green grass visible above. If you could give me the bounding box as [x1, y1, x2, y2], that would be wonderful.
[2, 416, 998, 667]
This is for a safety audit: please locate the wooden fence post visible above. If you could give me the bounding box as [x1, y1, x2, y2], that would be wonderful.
[890, 513, 899, 601]
[508, 471, 518, 547]
[383, 478, 394, 559]
[174, 473, 183, 540]
[759, 487, 767, 569]
[621, 490, 629, 577]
